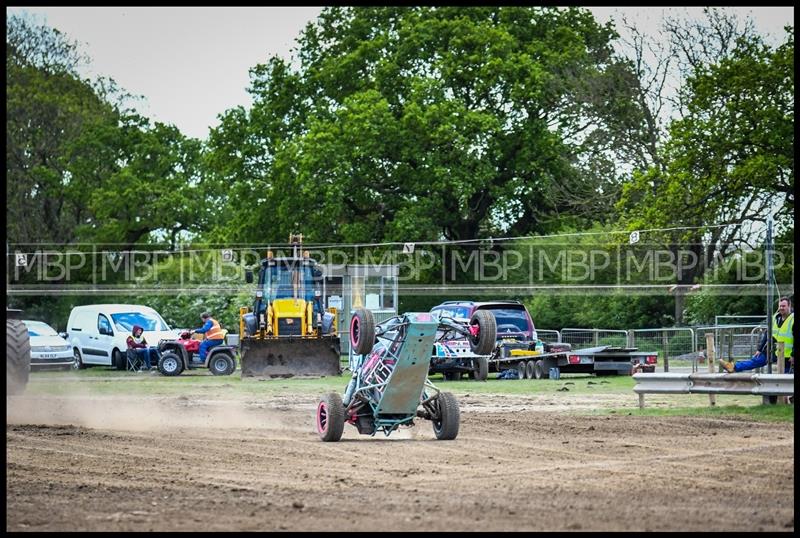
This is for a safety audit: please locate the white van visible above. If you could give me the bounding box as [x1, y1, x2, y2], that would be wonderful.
[65, 304, 179, 369]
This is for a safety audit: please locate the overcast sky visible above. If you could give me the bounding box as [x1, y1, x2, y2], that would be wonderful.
[7, 6, 794, 140]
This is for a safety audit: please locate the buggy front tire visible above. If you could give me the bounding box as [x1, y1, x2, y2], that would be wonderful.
[317, 392, 345, 442]
[432, 392, 460, 440]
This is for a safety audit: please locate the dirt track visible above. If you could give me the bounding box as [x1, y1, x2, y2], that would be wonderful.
[6, 391, 794, 532]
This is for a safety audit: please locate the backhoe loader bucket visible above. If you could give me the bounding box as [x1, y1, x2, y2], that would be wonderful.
[240, 335, 342, 378]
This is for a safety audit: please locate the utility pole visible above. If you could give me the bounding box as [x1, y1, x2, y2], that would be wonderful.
[763, 216, 774, 405]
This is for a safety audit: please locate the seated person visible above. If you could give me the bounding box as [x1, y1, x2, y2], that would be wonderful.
[126, 324, 161, 370]
[720, 297, 794, 374]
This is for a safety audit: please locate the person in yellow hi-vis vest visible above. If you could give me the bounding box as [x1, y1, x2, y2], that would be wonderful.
[191, 312, 225, 363]
[720, 297, 793, 374]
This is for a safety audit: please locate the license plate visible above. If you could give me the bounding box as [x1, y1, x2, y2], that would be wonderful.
[41, 353, 58, 359]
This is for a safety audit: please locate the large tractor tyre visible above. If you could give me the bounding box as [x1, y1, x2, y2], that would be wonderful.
[72, 348, 86, 370]
[468, 310, 497, 356]
[533, 360, 548, 380]
[432, 392, 460, 440]
[7, 318, 31, 396]
[316, 392, 345, 442]
[158, 352, 184, 377]
[350, 309, 376, 356]
[473, 356, 489, 381]
[517, 361, 527, 379]
[114, 349, 126, 371]
[209, 352, 236, 376]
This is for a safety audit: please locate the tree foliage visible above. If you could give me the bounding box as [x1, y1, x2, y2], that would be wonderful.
[206, 7, 641, 244]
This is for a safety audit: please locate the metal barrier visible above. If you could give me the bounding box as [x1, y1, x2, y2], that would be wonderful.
[633, 372, 794, 408]
[560, 328, 628, 350]
[629, 327, 696, 372]
[535, 329, 561, 344]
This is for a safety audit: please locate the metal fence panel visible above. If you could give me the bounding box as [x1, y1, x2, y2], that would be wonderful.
[629, 328, 696, 372]
[560, 328, 628, 350]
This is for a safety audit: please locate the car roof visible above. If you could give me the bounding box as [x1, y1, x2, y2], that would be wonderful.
[22, 319, 53, 326]
[70, 304, 159, 314]
[433, 300, 524, 308]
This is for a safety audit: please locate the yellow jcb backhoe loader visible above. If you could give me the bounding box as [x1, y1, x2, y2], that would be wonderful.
[239, 234, 340, 377]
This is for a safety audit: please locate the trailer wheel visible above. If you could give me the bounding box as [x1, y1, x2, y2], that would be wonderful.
[432, 392, 459, 440]
[473, 356, 488, 381]
[525, 360, 536, 380]
[534, 359, 548, 379]
[316, 392, 345, 442]
[517, 361, 527, 379]
[350, 309, 375, 356]
[468, 310, 497, 356]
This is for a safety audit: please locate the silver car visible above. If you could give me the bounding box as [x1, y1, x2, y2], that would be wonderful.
[23, 320, 73, 370]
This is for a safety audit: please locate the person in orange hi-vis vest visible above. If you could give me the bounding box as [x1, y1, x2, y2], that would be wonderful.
[191, 312, 225, 363]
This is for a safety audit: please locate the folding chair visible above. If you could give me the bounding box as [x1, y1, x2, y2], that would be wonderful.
[126, 348, 144, 372]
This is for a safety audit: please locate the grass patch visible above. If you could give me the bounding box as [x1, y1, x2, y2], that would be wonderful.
[595, 403, 794, 423]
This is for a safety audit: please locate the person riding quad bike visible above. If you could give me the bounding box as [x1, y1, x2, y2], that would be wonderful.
[156, 330, 237, 376]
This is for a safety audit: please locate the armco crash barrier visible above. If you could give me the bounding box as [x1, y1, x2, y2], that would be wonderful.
[632, 372, 794, 408]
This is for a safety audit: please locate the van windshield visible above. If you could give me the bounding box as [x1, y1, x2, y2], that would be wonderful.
[111, 312, 169, 332]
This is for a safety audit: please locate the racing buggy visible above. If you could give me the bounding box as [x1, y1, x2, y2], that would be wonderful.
[157, 331, 237, 376]
[315, 308, 496, 441]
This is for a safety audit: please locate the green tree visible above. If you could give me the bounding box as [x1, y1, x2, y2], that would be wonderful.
[616, 12, 794, 323]
[207, 7, 641, 244]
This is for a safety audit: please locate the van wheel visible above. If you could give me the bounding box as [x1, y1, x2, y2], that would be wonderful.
[72, 348, 86, 370]
[113, 349, 126, 370]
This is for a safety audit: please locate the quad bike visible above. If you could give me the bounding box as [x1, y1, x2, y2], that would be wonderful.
[156, 331, 237, 376]
[315, 308, 496, 441]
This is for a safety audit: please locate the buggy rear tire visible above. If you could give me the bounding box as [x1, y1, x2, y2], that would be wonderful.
[316, 392, 345, 442]
[432, 392, 460, 440]
[350, 309, 375, 356]
[473, 356, 488, 381]
[209, 352, 236, 376]
[158, 352, 184, 376]
[468, 310, 497, 356]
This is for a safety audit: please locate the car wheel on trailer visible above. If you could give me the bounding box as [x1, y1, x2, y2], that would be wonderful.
[316, 392, 345, 442]
[158, 352, 184, 376]
[209, 352, 236, 376]
[467, 310, 497, 356]
[517, 360, 527, 379]
[350, 309, 376, 356]
[443, 371, 462, 381]
[431, 392, 459, 440]
[473, 356, 488, 381]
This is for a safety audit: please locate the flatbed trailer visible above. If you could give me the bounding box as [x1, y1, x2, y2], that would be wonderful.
[494, 342, 657, 379]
